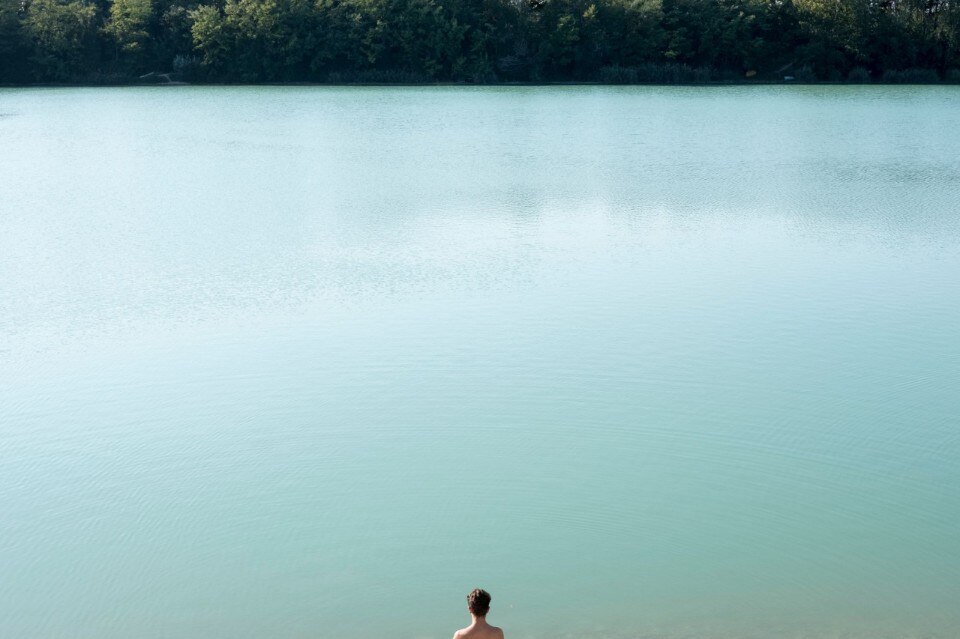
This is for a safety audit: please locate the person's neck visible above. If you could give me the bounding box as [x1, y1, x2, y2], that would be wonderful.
[470, 614, 488, 627]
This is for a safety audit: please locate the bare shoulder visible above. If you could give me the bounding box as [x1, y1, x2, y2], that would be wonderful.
[490, 625, 504, 639]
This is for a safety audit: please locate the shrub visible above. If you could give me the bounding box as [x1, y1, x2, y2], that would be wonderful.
[598, 65, 638, 84]
[172, 54, 199, 81]
[598, 63, 722, 84]
[793, 65, 817, 82]
[881, 68, 940, 83]
[326, 69, 432, 84]
[846, 67, 871, 83]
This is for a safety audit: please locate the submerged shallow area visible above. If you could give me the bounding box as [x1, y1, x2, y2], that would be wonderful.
[1, 86, 959, 638]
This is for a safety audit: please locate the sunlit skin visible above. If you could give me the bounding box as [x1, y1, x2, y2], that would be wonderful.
[453, 610, 504, 639]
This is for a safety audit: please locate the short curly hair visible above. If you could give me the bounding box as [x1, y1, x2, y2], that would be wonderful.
[467, 588, 491, 616]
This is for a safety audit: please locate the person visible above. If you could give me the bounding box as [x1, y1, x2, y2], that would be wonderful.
[453, 588, 504, 639]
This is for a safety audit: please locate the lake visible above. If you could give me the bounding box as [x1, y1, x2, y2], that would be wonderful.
[1, 86, 959, 639]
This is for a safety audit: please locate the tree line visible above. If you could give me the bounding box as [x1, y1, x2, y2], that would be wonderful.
[2, 0, 960, 84]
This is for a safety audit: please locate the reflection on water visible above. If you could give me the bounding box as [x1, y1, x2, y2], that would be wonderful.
[1, 86, 959, 639]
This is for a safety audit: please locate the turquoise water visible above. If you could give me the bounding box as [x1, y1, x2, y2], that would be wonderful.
[1, 86, 959, 639]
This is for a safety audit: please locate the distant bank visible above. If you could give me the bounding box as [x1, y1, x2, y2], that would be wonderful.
[5, 77, 960, 89]
[2, 0, 959, 88]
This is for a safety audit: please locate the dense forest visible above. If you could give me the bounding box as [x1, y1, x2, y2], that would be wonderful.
[2, 0, 960, 84]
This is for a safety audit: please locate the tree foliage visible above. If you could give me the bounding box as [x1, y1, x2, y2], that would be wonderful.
[2, 0, 960, 83]
[22, 0, 99, 80]
[103, 0, 154, 66]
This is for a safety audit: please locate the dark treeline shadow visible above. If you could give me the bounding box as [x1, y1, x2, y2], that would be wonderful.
[2, 0, 960, 85]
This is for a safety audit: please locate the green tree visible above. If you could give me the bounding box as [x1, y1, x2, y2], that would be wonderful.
[793, 0, 868, 78]
[188, 3, 228, 74]
[155, 1, 200, 72]
[0, 1, 31, 83]
[23, 0, 100, 81]
[191, 0, 321, 81]
[103, 0, 154, 69]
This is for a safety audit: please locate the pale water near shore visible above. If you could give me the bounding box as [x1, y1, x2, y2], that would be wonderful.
[1, 86, 959, 639]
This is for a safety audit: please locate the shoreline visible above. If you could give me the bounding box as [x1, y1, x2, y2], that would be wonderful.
[3, 79, 960, 89]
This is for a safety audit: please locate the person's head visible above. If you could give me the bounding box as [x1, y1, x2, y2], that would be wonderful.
[467, 588, 491, 618]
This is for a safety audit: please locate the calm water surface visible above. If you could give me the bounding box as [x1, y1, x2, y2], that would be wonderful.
[1, 86, 959, 639]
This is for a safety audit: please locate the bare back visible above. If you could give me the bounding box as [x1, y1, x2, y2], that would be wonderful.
[453, 618, 503, 639]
